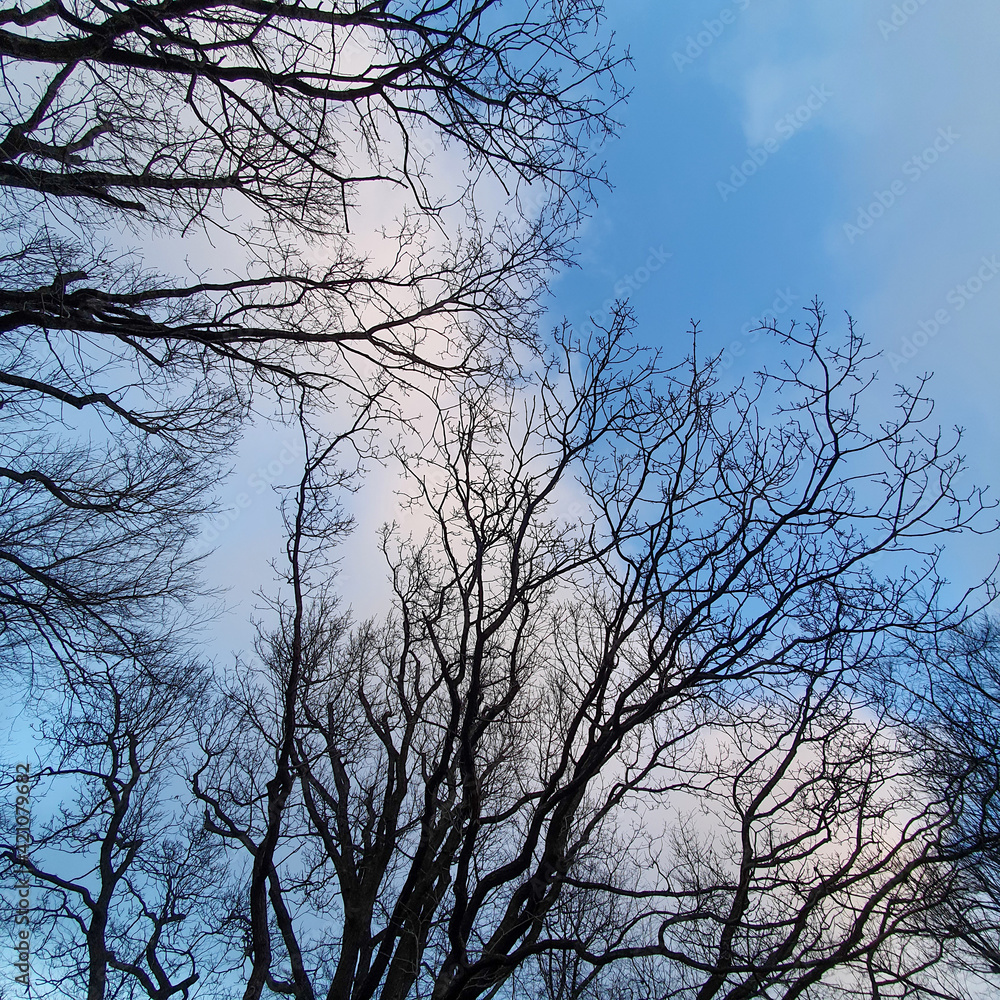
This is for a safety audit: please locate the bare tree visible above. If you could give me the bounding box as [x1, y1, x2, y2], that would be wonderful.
[0, 645, 232, 999]
[12, 5, 998, 998]
[1, 0, 625, 380]
[187, 303, 997, 1000]
[1, 3, 626, 989]
[887, 617, 1000, 994]
[0, 0, 625, 686]
[0, 398, 232, 671]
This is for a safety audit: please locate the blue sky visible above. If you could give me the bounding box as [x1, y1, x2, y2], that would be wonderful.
[545, 0, 1000, 588]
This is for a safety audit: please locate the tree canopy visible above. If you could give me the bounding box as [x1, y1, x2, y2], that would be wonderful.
[0, 0, 625, 666]
[2, 4, 1000, 1000]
